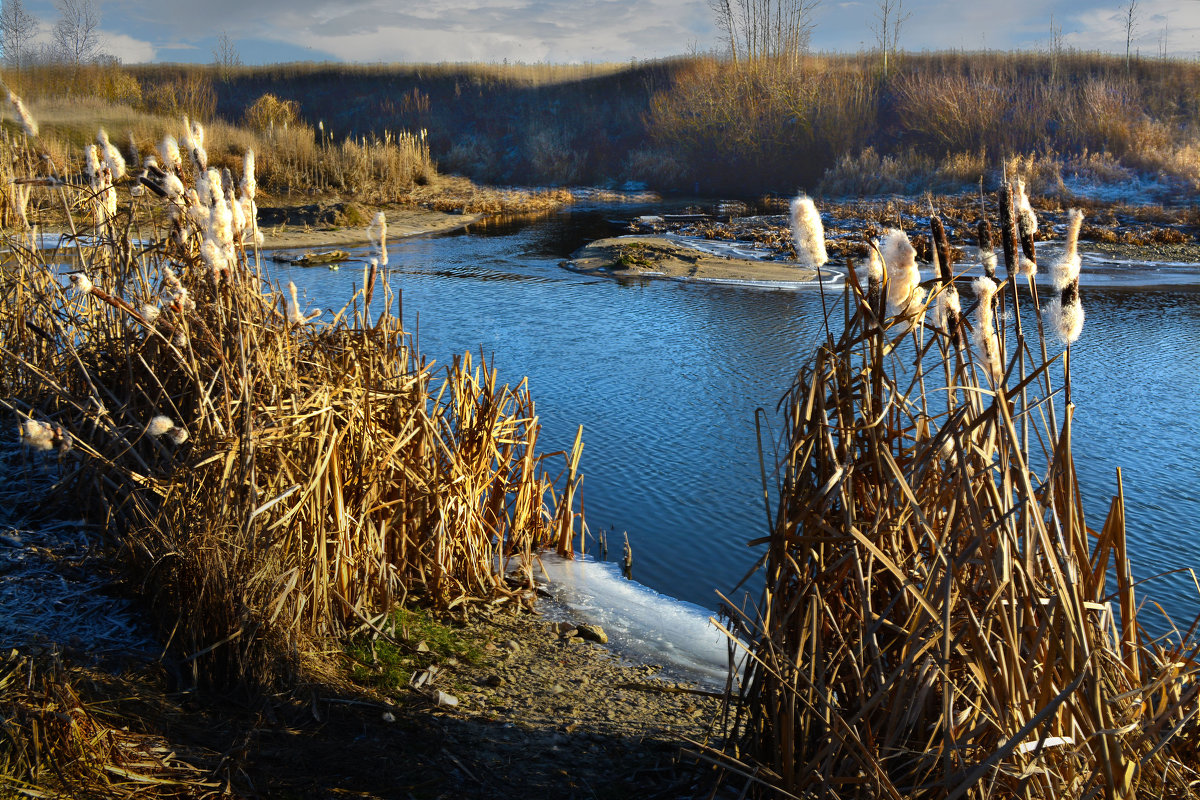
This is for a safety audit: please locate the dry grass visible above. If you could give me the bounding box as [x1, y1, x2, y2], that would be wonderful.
[0, 653, 217, 798]
[0, 116, 582, 705]
[11, 95, 435, 202]
[706, 188, 1200, 798]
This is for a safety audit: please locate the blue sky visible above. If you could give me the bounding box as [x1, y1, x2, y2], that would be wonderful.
[14, 0, 1200, 64]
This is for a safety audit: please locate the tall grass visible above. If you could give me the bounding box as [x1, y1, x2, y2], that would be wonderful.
[0, 118, 582, 691]
[710, 191, 1200, 797]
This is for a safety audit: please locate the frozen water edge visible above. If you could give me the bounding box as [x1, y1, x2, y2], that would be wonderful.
[0, 447, 156, 661]
[535, 554, 743, 689]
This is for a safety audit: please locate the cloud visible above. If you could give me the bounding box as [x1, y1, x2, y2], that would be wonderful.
[101, 31, 157, 63]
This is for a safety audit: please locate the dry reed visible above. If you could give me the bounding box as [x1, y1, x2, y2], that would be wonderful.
[0, 117, 583, 695]
[711, 186, 1200, 799]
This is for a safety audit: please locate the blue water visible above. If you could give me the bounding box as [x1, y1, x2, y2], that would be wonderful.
[269, 209, 1200, 626]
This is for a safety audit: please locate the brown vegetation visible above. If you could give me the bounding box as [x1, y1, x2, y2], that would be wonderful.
[704, 189, 1200, 798]
[0, 120, 583, 698]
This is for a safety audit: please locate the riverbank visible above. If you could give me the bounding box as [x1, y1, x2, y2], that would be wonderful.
[1, 507, 727, 798]
[258, 203, 485, 250]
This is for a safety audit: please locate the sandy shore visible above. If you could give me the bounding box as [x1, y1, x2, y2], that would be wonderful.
[566, 234, 821, 284]
[259, 206, 484, 251]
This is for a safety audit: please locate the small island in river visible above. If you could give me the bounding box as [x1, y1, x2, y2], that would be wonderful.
[566, 234, 822, 284]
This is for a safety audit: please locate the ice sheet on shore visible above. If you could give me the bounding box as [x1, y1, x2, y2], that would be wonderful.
[535, 554, 740, 688]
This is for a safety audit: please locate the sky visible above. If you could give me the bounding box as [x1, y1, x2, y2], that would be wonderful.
[12, 0, 1200, 65]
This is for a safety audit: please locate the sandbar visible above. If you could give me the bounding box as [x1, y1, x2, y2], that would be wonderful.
[566, 235, 821, 284]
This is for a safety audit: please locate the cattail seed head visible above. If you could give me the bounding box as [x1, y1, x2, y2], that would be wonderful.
[69, 273, 93, 294]
[19, 419, 55, 451]
[881, 229, 925, 318]
[160, 135, 182, 173]
[972, 277, 1003, 384]
[146, 415, 175, 437]
[84, 145, 101, 187]
[789, 195, 828, 268]
[7, 89, 38, 137]
[164, 173, 185, 201]
[241, 150, 257, 201]
[368, 211, 388, 266]
[1016, 178, 1037, 237]
[286, 281, 306, 325]
[935, 284, 961, 333]
[1048, 295, 1085, 344]
[1052, 209, 1085, 291]
[140, 303, 161, 322]
[97, 128, 126, 179]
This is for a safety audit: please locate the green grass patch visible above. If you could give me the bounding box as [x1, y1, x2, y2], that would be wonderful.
[345, 607, 482, 694]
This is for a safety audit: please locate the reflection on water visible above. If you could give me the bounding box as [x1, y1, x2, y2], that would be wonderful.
[270, 209, 1200, 625]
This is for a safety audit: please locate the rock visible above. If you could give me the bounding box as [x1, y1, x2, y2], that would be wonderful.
[576, 624, 608, 644]
[416, 641, 430, 653]
[483, 674, 503, 687]
[382, 711, 396, 723]
[550, 621, 577, 637]
[503, 639, 521, 653]
[550, 683, 566, 695]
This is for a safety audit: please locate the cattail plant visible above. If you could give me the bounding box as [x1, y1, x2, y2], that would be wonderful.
[789, 194, 828, 269]
[709, 192, 1198, 800]
[0, 117, 585, 694]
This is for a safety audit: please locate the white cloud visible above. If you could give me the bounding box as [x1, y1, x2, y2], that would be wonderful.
[101, 31, 157, 63]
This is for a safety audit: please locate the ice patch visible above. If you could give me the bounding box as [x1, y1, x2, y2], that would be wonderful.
[536, 554, 740, 688]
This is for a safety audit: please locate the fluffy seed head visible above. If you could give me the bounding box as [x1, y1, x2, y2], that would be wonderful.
[7, 90, 38, 137]
[286, 281, 306, 325]
[146, 415, 175, 437]
[789, 195, 828, 268]
[972, 277, 1003, 383]
[160, 135, 182, 173]
[241, 150, 257, 201]
[982, 251, 997, 278]
[1016, 178, 1038, 236]
[84, 145, 101, 186]
[1048, 296, 1085, 344]
[97, 128, 126, 179]
[368, 211, 389, 266]
[881, 229, 925, 317]
[19, 420, 55, 451]
[163, 173, 185, 201]
[1052, 209, 1085, 291]
[69, 273, 93, 294]
[935, 284, 961, 332]
[1018, 256, 1038, 278]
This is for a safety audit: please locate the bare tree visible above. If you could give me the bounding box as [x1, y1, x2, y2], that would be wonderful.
[212, 31, 242, 81]
[53, 0, 102, 66]
[709, 0, 821, 64]
[871, 0, 910, 75]
[1121, 0, 1139, 72]
[1049, 14, 1064, 83]
[1, 0, 40, 70]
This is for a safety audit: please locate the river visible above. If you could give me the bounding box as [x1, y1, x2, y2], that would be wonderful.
[269, 206, 1200, 635]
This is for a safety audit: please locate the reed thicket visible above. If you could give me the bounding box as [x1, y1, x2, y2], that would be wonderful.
[0, 115, 582, 695]
[708, 187, 1200, 798]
